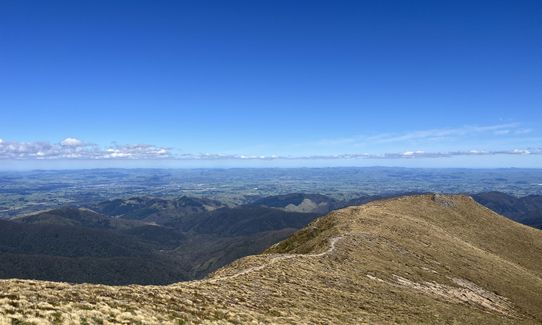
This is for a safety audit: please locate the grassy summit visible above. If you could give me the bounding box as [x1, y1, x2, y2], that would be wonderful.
[1, 194, 541, 324]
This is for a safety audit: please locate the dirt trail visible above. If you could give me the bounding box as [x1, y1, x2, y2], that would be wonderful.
[206, 236, 343, 283]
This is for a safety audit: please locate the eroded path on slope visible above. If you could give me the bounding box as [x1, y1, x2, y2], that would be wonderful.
[205, 236, 344, 283]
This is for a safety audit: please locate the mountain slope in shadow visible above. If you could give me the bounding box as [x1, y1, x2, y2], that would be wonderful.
[473, 191, 542, 229]
[1, 201, 322, 284]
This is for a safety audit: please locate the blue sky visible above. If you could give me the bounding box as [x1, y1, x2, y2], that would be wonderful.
[0, 0, 541, 168]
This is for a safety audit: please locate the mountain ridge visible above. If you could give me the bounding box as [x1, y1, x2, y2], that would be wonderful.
[1, 194, 541, 324]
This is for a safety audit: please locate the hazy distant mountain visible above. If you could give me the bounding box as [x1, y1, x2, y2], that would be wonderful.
[13, 207, 112, 228]
[473, 191, 542, 229]
[252, 193, 339, 213]
[12, 207, 185, 247]
[93, 196, 225, 224]
[3, 195, 541, 324]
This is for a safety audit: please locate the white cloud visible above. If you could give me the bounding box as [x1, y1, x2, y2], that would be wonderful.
[60, 137, 83, 146]
[370, 124, 520, 143]
[512, 149, 531, 155]
[0, 136, 541, 161]
[319, 123, 529, 147]
[402, 150, 424, 157]
[167, 149, 542, 161]
[102, 145, 171, 159]
[514, 128, 533, 135]
[0, 139, 172, 160]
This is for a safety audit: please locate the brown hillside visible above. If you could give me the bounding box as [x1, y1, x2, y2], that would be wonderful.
[1, 194, 541, 324]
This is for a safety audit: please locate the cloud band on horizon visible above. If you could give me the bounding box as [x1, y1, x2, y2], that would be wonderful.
[0, 137, 540, 161]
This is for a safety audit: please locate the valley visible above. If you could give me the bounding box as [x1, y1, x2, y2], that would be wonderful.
[1, 185, 541, 286]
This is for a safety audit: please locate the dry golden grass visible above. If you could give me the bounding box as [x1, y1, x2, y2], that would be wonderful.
[1, 194, 541, 324]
